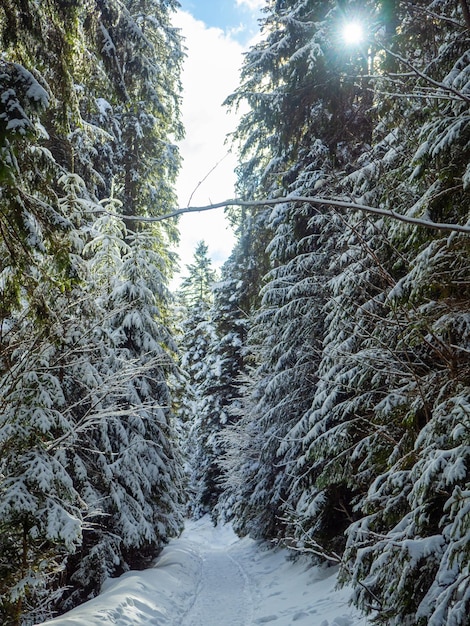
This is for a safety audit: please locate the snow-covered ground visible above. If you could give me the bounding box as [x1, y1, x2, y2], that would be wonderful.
[37, 517, 366, 626]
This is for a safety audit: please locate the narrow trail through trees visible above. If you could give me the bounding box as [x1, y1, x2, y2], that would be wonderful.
[39, 517, 362, 626]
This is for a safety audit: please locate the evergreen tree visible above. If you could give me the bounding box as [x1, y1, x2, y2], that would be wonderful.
[175, 243, 218, 514]
[63, 226, 185, 608]
[0, 0, 185, 621]
[180, 300, 217, 517]
[0, 173, 98, 624]
[220, 0, 374, 543]
[189, 242, 256, 519]
[334, 3, 470, 623]
[0, 5, 94, 606]
[77, 0, 183, 230]
[222, 1, 470, 625]
[179, 241, 217, 306]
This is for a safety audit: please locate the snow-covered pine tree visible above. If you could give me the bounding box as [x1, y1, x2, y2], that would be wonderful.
[174, 242, 218, 516]
[62, 225, 185, 608]
[110, 229, 185, 554]
[79, 0, 183, 233]
[0, 5, 93, 620]
[58, 0, 186, 604]
[179, 241, 217, 306]
[178, 296, 216, 517]
[1, 0, 185, 620]
[220, 2, 469, 624]
[190, 235, 262, 519]
[241, 0, 470, 622]
[334, 3, 470, 624]
[0, 171, 100, 625]
[220, 0, 375, 544]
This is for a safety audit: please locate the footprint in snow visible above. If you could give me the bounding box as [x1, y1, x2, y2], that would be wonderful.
[292, 611, 310, 621]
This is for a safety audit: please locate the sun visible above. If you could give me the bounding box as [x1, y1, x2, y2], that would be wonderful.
[342, 20, 364, 45]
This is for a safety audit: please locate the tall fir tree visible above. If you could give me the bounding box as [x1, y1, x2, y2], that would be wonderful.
[175, 242, 219, 515]
[220, 2, 470, 625]
[0, 0, 185, 621]
[189, 237, 259, 519]
[180, 240, 217, 306]
[220, 0, 375, 543]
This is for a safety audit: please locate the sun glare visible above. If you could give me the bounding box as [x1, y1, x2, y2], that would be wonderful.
[342, 21, 364, 45]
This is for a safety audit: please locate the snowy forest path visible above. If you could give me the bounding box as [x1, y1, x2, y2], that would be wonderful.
[178, 541, 254, 626]
[39, 516, 362, 626]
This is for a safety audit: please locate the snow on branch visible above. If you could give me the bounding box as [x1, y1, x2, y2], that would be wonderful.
[106, 196, 470, 234]
[382, 46, 470, 104]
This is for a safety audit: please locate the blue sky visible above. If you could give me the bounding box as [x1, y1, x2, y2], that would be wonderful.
[178, 0, 263, 43]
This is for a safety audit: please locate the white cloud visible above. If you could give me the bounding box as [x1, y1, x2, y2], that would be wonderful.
[170, 11, 244, 284]
[236, 0, 265, 10]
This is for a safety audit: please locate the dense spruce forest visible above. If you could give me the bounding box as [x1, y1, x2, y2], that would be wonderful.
[0, 1, 469, 625]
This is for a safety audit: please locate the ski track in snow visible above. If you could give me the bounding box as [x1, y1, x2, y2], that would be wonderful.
[179, 547, 253, 626]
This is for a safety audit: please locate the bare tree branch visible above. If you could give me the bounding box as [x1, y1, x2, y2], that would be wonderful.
[185, 152, 231, 207]
[383, 47, 470, 104]
[405, 1, 468, 30]
[96, 195, 470, 234]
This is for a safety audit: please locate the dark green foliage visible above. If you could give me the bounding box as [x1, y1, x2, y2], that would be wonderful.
[213, 2, 470, 626]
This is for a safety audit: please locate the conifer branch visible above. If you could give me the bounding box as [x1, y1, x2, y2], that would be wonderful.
[109, 196, 470, 234]
[383, 46, 470, 104]
[459, 0, 470, 31]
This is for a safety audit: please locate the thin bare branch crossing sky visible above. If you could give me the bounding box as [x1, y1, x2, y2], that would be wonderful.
[171, 1, 263, 285]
